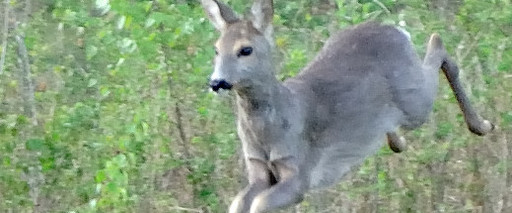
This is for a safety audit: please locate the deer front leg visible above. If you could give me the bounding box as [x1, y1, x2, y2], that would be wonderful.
[250, 158, 304, 213]
[229, 159, 272, 213]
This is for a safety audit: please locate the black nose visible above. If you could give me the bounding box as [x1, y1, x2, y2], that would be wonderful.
[209, 79, 233, 92]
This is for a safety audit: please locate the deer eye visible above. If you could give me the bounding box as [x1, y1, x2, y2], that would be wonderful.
[238, 47, 253, 57]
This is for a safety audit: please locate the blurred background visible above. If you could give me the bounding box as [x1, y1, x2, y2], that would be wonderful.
[0, 0, 510, 212]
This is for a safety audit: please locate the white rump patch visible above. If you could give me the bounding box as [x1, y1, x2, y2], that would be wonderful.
[396, 26, 411, 41]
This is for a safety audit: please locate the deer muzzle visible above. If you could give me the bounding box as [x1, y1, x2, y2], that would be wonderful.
[209, 79, 233, 92]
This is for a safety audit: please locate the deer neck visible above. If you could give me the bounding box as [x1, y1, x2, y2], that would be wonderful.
[235, 76, 286, 116]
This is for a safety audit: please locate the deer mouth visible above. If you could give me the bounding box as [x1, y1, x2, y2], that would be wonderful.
[209, 79, 233, 92]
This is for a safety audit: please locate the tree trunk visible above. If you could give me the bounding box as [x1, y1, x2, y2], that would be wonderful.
[502, 134, 512, 213]
[15, 35, 37, 126]
[0, 0, 9, 74]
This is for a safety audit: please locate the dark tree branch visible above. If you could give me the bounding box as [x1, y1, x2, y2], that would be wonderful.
[174, 99, 193, 164]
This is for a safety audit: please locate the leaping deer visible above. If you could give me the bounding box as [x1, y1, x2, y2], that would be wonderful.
[200, 0, 494, 212]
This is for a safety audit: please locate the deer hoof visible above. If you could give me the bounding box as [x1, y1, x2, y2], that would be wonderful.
[387, 133, 407, 153]
[469, 119, 494, 136]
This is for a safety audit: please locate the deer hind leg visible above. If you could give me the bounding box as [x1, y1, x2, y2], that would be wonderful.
[425, 34, 494, 135]
[387, 132, 406, 153]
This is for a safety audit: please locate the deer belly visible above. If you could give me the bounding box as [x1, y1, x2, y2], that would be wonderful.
[308, 107, 402, 189]
[308, 136, 385, 189]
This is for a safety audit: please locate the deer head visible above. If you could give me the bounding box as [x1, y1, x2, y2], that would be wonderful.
[201, 0, 275, 93]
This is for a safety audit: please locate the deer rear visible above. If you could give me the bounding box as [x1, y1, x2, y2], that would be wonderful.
[201, 0, 494, 212]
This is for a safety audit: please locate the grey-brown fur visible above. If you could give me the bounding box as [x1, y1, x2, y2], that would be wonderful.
[200, 0, 494, 212]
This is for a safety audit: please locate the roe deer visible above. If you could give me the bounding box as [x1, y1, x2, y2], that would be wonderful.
[200, 0, 494, 212]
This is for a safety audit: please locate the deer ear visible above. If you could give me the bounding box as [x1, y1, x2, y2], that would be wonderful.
[250, 0, 273, 42]
[201, 0, 239, 31]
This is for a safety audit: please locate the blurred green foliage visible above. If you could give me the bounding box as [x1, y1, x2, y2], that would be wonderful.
[0, 0, 511, 212]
